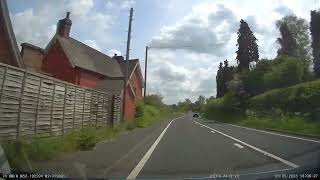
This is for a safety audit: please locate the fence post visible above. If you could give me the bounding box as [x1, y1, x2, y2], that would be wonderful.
[17, 71, 26, 137]
[35, 77, 43, 134]
[50, 82, 56, 136]
[73, 88, 76, 129]
[89, 91, 93, 124]
[0, 66, 7, 106]
[62, 85, 67, 134]
[82, 90, 85, 127]
[96, 93, 98, 126]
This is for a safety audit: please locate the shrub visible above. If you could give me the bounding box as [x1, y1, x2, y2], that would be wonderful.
[76, 128, 97, 150]
[244, 56, 311, 96]
[202, 92, 245, 122]
[249, 79, 320, 120]
[144, 94, 164, 108]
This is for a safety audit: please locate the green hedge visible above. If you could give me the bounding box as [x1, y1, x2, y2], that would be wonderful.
[202, 93, 245, 122]
[244, 56, 311, 96]
[249, 80, 320, 120]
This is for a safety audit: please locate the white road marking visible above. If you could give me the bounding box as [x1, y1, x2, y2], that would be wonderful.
[195, 121, 299, 168]
[234, 143, 244, 148]
[229, 124, 320, 143]
[127, 116, 181, 179]
[239, 167, 294, 176]
[210, 130, 215, 133]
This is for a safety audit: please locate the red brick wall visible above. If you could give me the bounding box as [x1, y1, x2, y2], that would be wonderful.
[42, 42, 77, 84]
[123, 68, 144, 120]
[124, 86, 135, 120]
[0, 17, 16, 66]
[130, 69, 143, 99]
[78, 68, 104, 88]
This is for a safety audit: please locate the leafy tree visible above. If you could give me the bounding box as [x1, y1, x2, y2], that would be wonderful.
[192, 95, 205, 112]
[144, 94, 164, 107]
[310, 10, 320, 76]
[236, 19, 259, 72]
[205, 96, 215, 104]
[276, 15, 311, 61]
[277, 23, 298, 57]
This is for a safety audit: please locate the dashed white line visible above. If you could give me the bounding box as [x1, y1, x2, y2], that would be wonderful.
[210, 130, 215, 133]
[229, 124, 320, 143]
[234, 143, 244, 148]
[127, 116, 182, 179]
[195, 121, 299, 169]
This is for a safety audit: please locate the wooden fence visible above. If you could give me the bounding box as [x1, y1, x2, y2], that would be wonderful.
[0, 63, 121, 138]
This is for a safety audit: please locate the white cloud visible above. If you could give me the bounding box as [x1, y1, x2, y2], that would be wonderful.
[84, 40, 101, 51]
[106, 49, 121, 57]
[105, 0, 135, 9]
[67, 0, 94, 17]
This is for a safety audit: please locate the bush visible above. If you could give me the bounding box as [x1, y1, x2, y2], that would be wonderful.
[244, 56, 311, 96]
[202, 92, 245, 122]
[249, 79, 320, 120]
[76, 128, 97, 150]
[144, 94, 164, 107]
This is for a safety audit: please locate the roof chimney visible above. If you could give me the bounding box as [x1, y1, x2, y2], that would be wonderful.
[56, 12, 72, 38]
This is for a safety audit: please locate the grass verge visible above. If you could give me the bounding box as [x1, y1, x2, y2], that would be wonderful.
[1, 109, 181, 171]
[236, 116, 320, 137]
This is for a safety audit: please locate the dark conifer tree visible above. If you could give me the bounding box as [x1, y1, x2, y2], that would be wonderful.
[236, 19, 259, 72]
[277, 23, 298, 57]
[216, 62, 224, 98]
[310, 10, 320, 76]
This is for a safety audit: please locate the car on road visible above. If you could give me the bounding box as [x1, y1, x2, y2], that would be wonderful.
[192, 113, 200, 117]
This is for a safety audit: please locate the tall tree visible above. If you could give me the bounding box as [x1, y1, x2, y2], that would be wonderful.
[276, 15, 311, 61]
[277, 23, 298, 57]
[310, 10, 320, 76]
[216, 62, 224, 98]
[236, 19, 259, 72]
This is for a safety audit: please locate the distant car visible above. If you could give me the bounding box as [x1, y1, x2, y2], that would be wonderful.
[193, 113, 199, 117]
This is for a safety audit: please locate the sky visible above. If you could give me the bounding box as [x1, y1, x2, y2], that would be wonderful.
[7, 0, 320, 104]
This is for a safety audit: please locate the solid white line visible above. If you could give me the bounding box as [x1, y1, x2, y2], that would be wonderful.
[195, 121, 299, 168]
[126, 117, 180, 179]
[229, 124, 320, 143]
[239, 167, 294, 176]
[234, 143, 244, 148]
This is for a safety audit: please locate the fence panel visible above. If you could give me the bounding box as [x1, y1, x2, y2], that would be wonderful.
[0, 63, 119, 138]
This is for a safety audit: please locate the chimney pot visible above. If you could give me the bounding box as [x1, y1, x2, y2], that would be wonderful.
[66, 12, 70, 18]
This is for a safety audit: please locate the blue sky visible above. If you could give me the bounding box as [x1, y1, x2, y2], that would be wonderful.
[7, 0, 320, 104]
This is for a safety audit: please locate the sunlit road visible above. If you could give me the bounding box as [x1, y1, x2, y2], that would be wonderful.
[34, 115, 320, 179]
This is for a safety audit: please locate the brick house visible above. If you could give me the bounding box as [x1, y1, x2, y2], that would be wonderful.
[95, 57, 144, 120]
[36, 12, 143, 120]
[0, 0, 24, 68]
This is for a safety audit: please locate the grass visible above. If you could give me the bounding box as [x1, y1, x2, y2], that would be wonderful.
[1, 107, 181, 171]
[236, 116, 320, 137]
[1, 125, 128, 170]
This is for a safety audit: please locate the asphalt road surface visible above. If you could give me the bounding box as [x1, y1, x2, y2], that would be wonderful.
[33, 115, 320, 179]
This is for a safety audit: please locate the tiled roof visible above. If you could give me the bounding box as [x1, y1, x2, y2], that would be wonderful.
[55, 35, 124, 78]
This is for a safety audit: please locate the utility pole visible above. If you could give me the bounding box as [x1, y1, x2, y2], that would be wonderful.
[123, 8, 133, 119]
[144, 46, 148, 97]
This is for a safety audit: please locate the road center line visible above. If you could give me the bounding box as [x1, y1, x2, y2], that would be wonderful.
[127, 116, 181, 179]
[195, 121, 299, 169]
[234, 143, 244, 148]
[228, 124, 320, 143]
